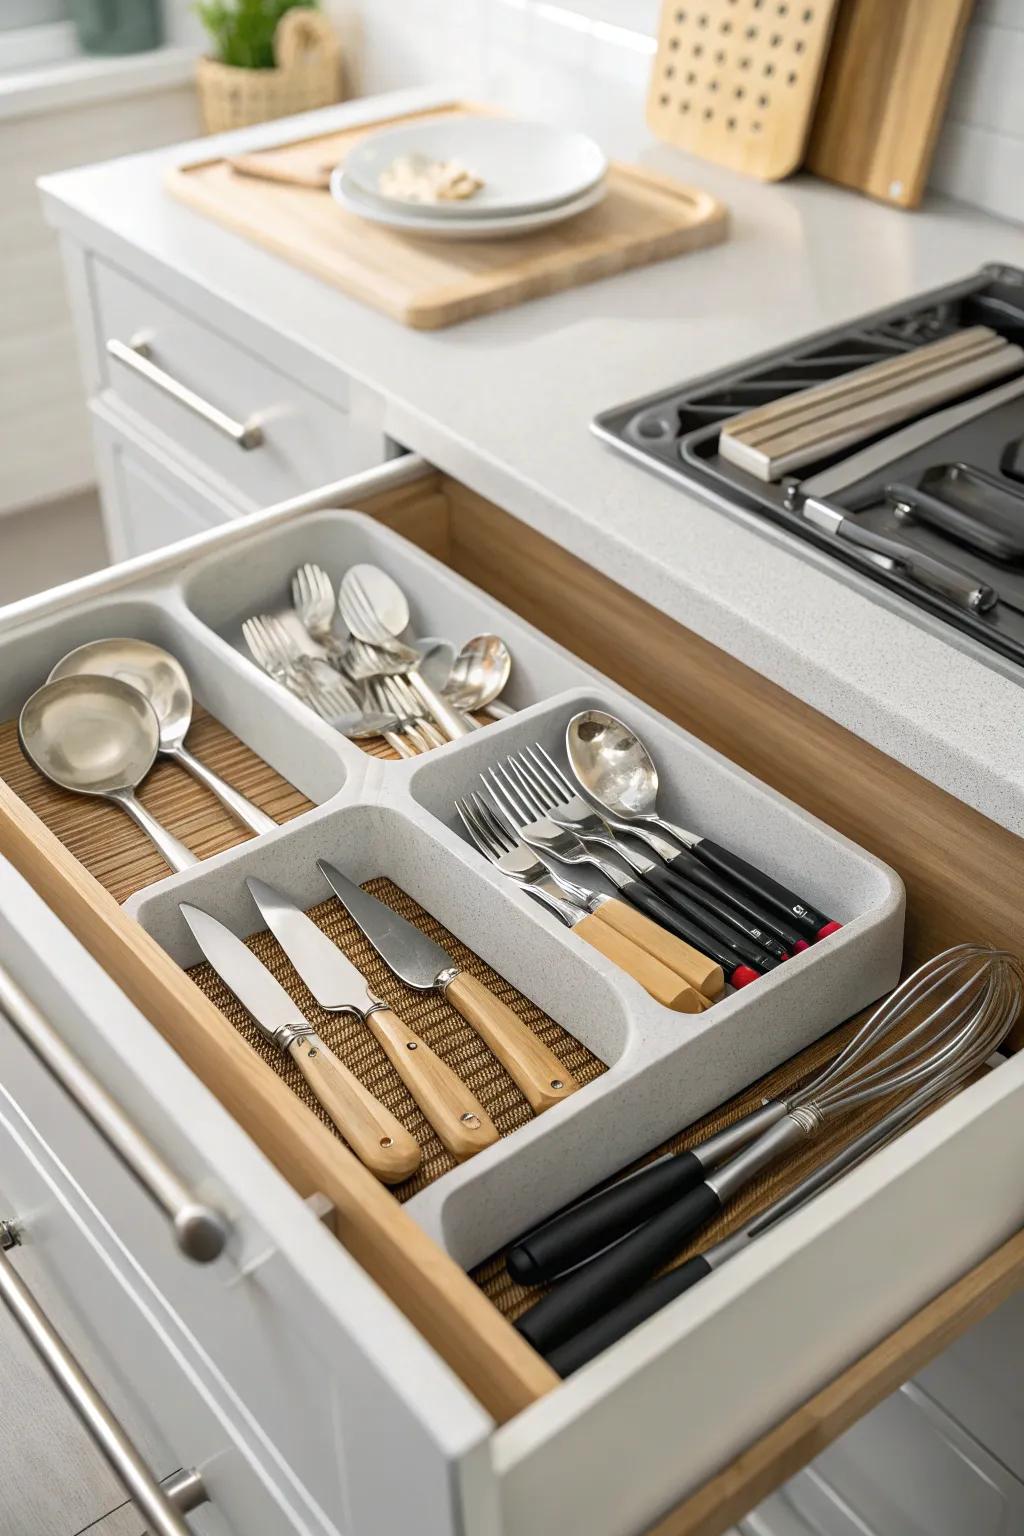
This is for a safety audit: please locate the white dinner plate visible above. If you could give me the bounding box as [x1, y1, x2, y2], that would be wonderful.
[342, 117, 607, 218]
[330, 169, 607, 240]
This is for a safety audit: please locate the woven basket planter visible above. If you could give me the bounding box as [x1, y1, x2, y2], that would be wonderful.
[196, 8, 343, 135]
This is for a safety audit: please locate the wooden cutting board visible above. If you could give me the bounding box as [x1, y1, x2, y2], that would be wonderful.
[806, 0, 974, 208]
[165, 103, 728, 330]
[646, 0, 842, 181]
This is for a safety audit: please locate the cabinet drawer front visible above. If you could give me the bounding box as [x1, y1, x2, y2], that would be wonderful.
[91, 258, 377, 507]
[91, 399, 241, 562]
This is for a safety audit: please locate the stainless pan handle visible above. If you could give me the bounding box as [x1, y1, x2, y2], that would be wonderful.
[0, 967, 228, 1263]
[0, 1223, 207, 1536]
[107, 336, 264, 450]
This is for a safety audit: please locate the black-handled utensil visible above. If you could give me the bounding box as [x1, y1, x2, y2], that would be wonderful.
[638, 862, 789, 962]
[546, 1257, 711, 1377]
[686, 839, 839, 941]
[481, 763, 772, 989]
[515, 1179, 729, 1354]
[516, 945, 1020, 1355]
[565, 711, 841, 942]
[545, 1049, 1003, 1376]
[507, 1101, 786, 1284]
[657, 843, 808, 952]
[617, 881, 770, 988]
[516, 742, 800, 956]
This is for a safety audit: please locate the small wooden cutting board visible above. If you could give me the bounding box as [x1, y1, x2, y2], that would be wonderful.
[165, 103, 728, 330]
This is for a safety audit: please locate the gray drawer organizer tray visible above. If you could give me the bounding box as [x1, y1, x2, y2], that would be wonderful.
[4, 505, 904, 1270]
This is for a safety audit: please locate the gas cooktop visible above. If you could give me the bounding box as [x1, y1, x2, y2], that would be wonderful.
[593, 265, 1024, 673]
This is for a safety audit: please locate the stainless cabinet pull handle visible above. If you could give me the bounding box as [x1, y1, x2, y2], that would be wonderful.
[107, 336, 264, 450]
[0, 1226, 207, 1535]
[0, 967, 228, 1263]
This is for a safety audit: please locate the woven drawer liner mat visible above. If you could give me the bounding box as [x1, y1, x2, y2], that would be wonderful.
[474, 995, 963, 1323]
[188, 877, 607, 1201]
[0, 706, 484, 903]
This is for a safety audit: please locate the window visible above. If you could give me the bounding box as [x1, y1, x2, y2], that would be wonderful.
[0, 1, 69, 31]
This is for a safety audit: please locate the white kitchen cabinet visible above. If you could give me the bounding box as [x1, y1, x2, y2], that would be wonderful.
[751, 1386, 1024, 1536]
[52, 235, 391, 557]
[92, 257, 375, 511]
[915, 1289, 1024, 1486]
[0, 1271, 160, 1536]
[90, 397, 244, 562]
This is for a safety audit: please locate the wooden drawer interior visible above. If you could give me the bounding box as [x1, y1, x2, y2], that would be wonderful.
[0, 468, 1022, 1535]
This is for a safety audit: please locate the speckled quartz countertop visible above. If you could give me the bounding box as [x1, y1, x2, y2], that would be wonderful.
[39, 86, 1024, 835]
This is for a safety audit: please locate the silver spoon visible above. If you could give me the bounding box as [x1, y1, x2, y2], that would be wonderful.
[339, 566, 472, 740]
[565, 709, 682, 836]
[566, 708, 838, 941]
[49, 639, 275, 836]
[447, 634, 513, 718]
[19, 676, 197, 872]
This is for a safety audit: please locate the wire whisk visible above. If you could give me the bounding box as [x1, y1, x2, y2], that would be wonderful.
[515, 944, 1024, 1355]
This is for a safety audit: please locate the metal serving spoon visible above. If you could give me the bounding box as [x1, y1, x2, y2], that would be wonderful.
[49, 639, 275, 836]
[565, 709, 839, 943]
[19, 676, 197, 872]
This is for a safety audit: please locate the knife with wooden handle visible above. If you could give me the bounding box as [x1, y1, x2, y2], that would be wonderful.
[245, 878, 499, 1162]
[179, 902, 421, 1183]
[317, 861, 580, 1115]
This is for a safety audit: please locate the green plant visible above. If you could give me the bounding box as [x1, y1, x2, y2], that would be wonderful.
[195, 0, 317, 69]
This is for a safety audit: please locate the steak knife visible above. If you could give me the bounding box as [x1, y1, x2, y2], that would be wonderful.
[246, 878, 499, 1161]
[317, 861, 580, 1115]
[179, 902, 421, 1184]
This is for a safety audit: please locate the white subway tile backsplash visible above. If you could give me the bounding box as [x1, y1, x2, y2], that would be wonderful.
[344, 0, 1024, 226]
[948, 22, 1024, 142]
[933, 14, 1024, 225]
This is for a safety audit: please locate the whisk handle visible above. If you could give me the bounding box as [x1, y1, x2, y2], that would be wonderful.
[547, 1256, 713, 1377]
[507, 1150, 706, 1285]
[691, 840, 839, 942]
[515, 1183, 723, 1354]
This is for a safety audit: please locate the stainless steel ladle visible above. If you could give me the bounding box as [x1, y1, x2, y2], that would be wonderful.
[19, 675, 197, 872]
[49, 638, 275, 835]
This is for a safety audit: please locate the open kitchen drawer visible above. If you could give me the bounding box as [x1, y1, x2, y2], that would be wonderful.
[0, 455, 1022, 1536]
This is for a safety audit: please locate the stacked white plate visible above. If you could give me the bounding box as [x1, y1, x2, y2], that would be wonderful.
[331, 118, 608, 241]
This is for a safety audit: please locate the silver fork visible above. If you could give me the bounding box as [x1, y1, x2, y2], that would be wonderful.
[482, 762, 643, 890]
[338, 572, 419, 663]
[500, 746, 792, 964]
[456, 792, 600, 926]
[379, 675, 447, 749]
[244, 615, 412, 752]
[343, 637, 408, 679]
[515, 745, 682, 860]
[365, 678, 434, 755]
[263, 615, 354, 706]
[291, 563, 347, 663]
[462, 793, 716, 1011]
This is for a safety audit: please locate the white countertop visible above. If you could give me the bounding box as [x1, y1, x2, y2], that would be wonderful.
[39, 86, 1024, 835]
